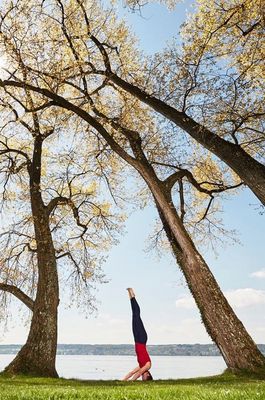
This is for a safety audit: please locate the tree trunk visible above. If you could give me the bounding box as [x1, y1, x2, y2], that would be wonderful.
[4, 214, 59, 377]
[109, 73, 265, 206]
[140, 165, 265, 373]
[4, 137, 59, 377]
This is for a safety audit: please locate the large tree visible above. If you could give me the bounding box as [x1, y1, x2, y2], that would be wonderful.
[0, 0, 264, 374]
[103, 0, 265, 205]
[0, 81, 122, 376]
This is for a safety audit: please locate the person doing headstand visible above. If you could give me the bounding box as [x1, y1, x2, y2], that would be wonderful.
[123, 288, 153, 381]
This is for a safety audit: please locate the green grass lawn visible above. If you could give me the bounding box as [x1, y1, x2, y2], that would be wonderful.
[0, 374, 265, 400]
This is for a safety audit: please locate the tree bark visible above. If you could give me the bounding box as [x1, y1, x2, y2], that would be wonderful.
[0, 284, 34, 310]
[139, 163, 265, 373]
[4, 238, 59, 377]
[109, 73, 265, 206]
[4, 137, 59, 377]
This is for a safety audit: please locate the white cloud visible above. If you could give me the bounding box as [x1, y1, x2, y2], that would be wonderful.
[225, 288, 265, 308]
[250, 269, 265, 279]
[175, 288, 265, 310]
[175, 296, 196, 309]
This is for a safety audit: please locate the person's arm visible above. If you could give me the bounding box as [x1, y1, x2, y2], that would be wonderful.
[130, 362, 151, 381]
[122, 365, 140, 381]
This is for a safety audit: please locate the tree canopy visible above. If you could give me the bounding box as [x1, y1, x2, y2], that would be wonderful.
[0, 0, 264, 376]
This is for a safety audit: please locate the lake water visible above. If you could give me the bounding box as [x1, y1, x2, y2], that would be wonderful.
[0, 355, 226, 380]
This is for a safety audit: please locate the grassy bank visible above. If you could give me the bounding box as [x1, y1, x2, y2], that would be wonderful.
[0, 374, 264, 400]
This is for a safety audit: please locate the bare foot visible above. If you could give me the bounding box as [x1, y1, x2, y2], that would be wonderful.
[126, 288, 135, 299]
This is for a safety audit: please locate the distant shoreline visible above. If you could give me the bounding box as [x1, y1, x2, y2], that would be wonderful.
[1, 344, 264, 356]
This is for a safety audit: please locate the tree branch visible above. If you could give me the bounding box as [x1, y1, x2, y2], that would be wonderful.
[47, 196, 88, 234]
[236, 20, 261, 36]
[179, 179, 185, 222]
[163, 166, 243, 195]
[0, 283, 34, 310]
[197, 195, 214, 222]
[0, 79, 139, 169]
[0, 144, 31, 164]
[46, 196, 69, 215]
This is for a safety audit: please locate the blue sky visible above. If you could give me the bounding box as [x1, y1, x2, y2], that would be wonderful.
[1, 0, 264, 345]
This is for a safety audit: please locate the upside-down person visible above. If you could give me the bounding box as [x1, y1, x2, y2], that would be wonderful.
[122, 288, 153, 381]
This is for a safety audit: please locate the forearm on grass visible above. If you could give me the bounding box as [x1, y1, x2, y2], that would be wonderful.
[131, 362, 151, 381]
[122, 366, 140, 381]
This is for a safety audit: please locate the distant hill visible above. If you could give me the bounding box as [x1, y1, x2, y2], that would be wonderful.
[1, 344, 265, 356]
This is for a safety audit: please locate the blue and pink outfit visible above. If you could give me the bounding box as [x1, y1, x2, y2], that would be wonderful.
[130, 297, 151, 368]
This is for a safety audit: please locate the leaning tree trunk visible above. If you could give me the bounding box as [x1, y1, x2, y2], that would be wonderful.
[109, 73, 265, 206]
[4, 137, 59, 377]
[141, 164, 265, 373]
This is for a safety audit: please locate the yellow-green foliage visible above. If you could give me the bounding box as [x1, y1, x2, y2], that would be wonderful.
[182, 0, 264, 82]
